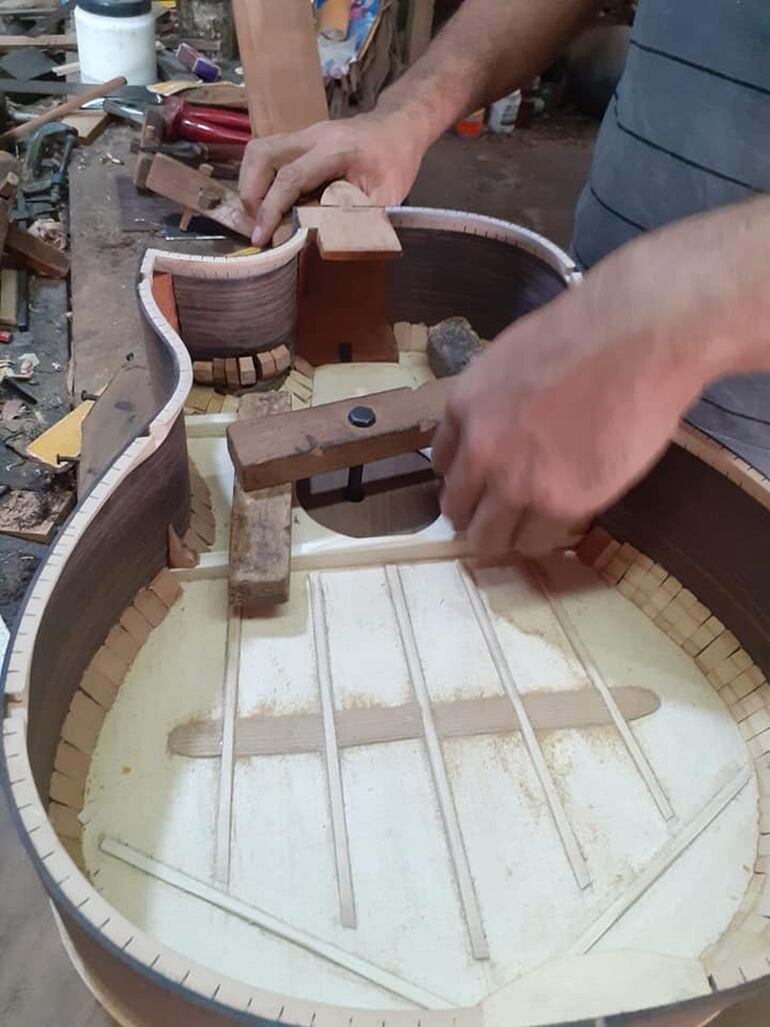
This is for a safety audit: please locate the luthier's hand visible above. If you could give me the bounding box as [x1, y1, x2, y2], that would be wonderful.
[433, 196, 770, 556]
[240, 113, 425, 246]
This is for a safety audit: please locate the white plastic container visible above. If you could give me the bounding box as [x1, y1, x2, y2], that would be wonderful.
[75, 0, 157, 86]
[488, 89, 522, 134]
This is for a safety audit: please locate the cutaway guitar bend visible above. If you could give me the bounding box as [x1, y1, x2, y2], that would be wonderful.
[2, 207, 770, 1027]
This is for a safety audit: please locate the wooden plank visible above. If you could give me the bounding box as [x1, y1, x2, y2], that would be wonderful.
[308, 573, 357, 928]
[6, 224, 69, 278]
[228, 391, 292, 608]
[214, 605, 241, 886]
[227, 378, 451, 492]
[0, 34, 77, 50]
[232, 0, 328, 138]
[457, 561, 592, 891]
[145, 153, 255, 239]
[385, 564, 489, 959]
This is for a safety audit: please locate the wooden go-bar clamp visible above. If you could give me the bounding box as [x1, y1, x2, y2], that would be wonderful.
[227, 378, 451, 492]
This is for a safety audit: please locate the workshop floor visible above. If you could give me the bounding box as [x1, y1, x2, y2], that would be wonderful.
[0, 118, 597, 1027]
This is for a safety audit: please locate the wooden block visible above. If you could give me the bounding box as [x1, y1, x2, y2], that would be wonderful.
[50, 770, 85, 808]
[183, 526, 208, 554]
[575, 527, 615, 568]
[225, 357, 240, 390]
[80, 664, 118, 709]
[105, 623, 140, 666]
[190, 512, 216, 546]
[229, 391, 292, 609]
[193, 360, 214, 385]
[167, 524, 198, 570]
[256, 349, 277, 379]
[148, 567, 182, 608]
[272, 343, 291, 374]
[49, 801, 82, 840]
[0, 267, 17, 326]
[191, 493, 214, 524]
[145, 154, 255, 240]
[62, 109, 108, 144]
[133, 587, 168, 628]
[70, 689, 106, 731]
[293, 355, 315, 380]
[295, 247, 398, 365]
[238, 356, 256, 387]
[296, 182, 402, 261]
[120, 605, 152, 646]
[55, 741, 90, 782]
[6, 223, 69, 278]
[60, 835, 86, 872]
[91, 646, 127, 687]
[228, 377, 452, 492]
[60, 709, 99, 755]
[213, 357, 227, 387]
[187, 384, 212, 413]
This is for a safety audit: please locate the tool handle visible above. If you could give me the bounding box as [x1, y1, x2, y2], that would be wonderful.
[1, 75, 127, 142]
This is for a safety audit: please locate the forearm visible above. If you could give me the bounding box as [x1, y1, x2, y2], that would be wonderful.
[571, 194, 770, 411]
[374, 0, 598, 150]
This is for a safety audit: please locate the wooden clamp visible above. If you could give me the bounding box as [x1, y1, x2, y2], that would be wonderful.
[295, 181, 402, 260]
[227, 378, 451, 492]
[144, 152, 256, 238]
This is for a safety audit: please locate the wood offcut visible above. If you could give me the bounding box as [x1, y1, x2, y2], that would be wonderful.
[228, 391, 293, 608]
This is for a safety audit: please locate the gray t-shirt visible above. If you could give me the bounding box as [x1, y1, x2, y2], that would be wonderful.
[572, 0, 770, 474]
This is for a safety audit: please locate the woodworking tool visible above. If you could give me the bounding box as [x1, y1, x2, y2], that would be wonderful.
[22, 121, 77, 206]
[227, 379, 452, 493]
[160, 96, 250, 148]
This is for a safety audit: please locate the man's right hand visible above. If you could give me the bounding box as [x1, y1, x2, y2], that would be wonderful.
[239, 111, 426, 246]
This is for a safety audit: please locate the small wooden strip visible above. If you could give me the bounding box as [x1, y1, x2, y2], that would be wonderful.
[191, 512, 216, 546]
[229, 392, 292, 609]
[272, 343, 291, 373]
[530, 561, 674, 822]
[309, 573, 357, 929]
[225, 357, 240, 390]
[101, 836, 453, 1009]
[256, 350, 276, 379]
[458, 561, 591, 892]
[214, 605, 242, 886]
[169, 687, 661, 759]
[386, 564, 489, 958]
[213, 357, 227, 388]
